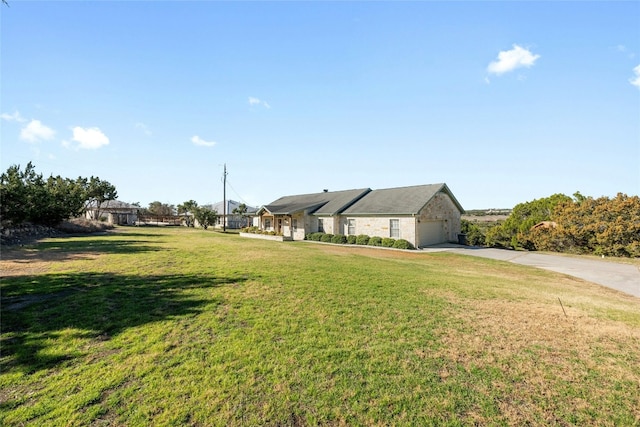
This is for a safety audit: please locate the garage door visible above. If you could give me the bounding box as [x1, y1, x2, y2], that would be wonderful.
[418, 220, 444, 247]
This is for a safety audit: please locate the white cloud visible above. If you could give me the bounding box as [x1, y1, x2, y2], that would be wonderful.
[20, 119, 56, 143]
[66, 126, 110, 150]
[630, 65, 640, 89]
[135, 122, 152, 136]
[487, 44, 541, 76]
[248, 96, 271, 109]
[191, 135, 217, 147]
[1, 111, 26, 122]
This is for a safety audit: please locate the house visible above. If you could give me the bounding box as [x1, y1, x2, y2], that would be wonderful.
[208, 200, 258, 229]
[254, 183, 464, 248]
[85, 200, 139, 225]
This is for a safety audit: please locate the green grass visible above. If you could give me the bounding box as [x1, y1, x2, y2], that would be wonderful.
[1, 227, 639, 426]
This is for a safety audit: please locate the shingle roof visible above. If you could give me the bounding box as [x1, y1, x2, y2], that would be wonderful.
[262, 188, 371, 215]
[89, 200, 140, 210]
[208, 200, 258, 214]
[341, 183, 464, 215]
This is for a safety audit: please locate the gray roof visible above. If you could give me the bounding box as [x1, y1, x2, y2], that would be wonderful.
[208, 200, 258, 214]
[262, 188, 371, 216]
[341, 183, 464, 215]
[89, 200, 140, 211]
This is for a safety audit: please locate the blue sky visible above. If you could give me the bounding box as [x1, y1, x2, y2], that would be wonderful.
[1, 1, 639, 209]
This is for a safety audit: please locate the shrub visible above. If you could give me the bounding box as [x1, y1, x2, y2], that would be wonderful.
[382, 238, 395, 248]
[320, 233, 334, 243]
[393, 239, 415, 250]
[368, 236, 382, 247]
[307, 232, 324, 241]
[356, 234, 370, 245]
[332, 234, 347, 244]
[347, 235, 357, 244]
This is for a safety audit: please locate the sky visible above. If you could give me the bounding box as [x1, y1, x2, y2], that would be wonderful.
[1, 1, 639, 210]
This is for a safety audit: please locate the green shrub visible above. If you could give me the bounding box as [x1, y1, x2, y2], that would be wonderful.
[332, 234, 347, 244]
[356, 234, 370, 245]
[382, 238, 395, 248]
[320, 234, 334, 243]
[393, 239, 415, 250]
[307, 232, 324, 241]
[347, 235, 357, 244]
[368, 236, 382, 246]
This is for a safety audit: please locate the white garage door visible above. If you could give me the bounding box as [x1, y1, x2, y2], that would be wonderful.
[418, 220, 444, 247]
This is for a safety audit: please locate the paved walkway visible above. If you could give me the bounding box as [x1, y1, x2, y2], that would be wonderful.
[423, 245, 640, 298]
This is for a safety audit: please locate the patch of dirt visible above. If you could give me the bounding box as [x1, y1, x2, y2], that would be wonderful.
[0, 248, 100, 277]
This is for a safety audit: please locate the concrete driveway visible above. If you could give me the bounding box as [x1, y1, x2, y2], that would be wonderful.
[424, 245, 640, 298]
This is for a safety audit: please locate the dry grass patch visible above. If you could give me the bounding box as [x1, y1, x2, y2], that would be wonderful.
[433, 293, 640, 425]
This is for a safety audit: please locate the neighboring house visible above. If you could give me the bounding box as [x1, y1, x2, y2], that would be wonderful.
[254, 183, 464, 248]
[85, 200, 139, 225]
[208, 200, 258, 229]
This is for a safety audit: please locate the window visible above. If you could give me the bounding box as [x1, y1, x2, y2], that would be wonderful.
[390, 219, 400, 238]
[265, 219, 272, 229]
[318, 218, 324, 233]
[347, 219, 356, 236]
[293, 218, 298, 231]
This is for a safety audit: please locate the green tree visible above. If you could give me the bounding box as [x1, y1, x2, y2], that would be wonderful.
[194, 206, 218, 230]
[83, 177, 118, 220]
[232, 203, 249, 227]
[0, 162, 46, 224]
[147, 201, 175, 217]
[1, 163, 117, 226]
[178, 200, 199, 227]
[486, 194, 572, 249]
[461, 219, 486, 246]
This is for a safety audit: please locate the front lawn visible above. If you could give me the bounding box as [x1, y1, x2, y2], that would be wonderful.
[1, 227, 638, 426]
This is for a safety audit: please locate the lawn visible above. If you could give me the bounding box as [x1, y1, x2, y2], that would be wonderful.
[1, 227, 639, 426]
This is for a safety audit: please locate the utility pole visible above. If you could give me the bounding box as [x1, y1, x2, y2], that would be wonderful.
[222, 163, 227, 232]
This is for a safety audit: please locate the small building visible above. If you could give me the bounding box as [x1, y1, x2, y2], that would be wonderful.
[254, 183, 464, 248]
[207, 200, 258, 229]
[85, 200, 139, 225]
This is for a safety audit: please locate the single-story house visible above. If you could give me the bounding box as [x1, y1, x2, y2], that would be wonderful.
[254, 183, 464, 248]
[85, 200, 139, 225]
[207, 200, 258, 229]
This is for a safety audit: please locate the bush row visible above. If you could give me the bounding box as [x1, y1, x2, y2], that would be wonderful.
[241, 226, 283, 237]
[305, 232, 414, 250]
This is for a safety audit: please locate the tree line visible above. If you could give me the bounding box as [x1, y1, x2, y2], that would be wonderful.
[463, 192, 640, 258]
[1, 162, 117, 226]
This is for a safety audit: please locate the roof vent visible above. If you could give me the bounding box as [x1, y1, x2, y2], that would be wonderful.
[323, 189, 328, 192]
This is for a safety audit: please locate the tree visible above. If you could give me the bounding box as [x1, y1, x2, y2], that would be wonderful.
[1, 163, 118, 226]
[232, 203, 249, 227]
[177, 200, 199, 227]
[146, 201, 175, 217]
[486, 193, 572, 249]
[83, 177, 118, 220]
[549, 193, 640, 257]
[461, 219, 485, 246]
[1, 162, 45, 224]
[193, 206, 217, 230]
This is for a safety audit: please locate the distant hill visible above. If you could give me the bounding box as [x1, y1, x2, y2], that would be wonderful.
[462, 209, 511, 223]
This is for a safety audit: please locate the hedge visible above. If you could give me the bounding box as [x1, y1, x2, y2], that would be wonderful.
[392, 239, 415, 250]
[368, 236, 382, 247]
[356, 234, 370, 245]
[303, 231, 414, 250]
[382, 238, 396, 248]
[332, 234, 347, 244]
[320, 233, 334, 243]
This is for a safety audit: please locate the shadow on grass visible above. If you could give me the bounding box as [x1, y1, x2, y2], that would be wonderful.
[1, 271, 246, 374]
[0, 237, 165, 265]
